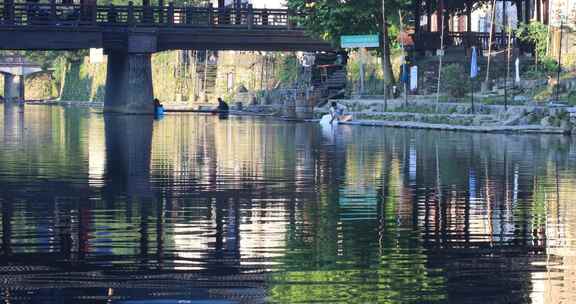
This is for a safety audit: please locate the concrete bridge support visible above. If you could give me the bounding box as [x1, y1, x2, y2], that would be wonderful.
[104, 52, 154, 114]
[2, 74, 24, 103]
[104, 31, 157, 114]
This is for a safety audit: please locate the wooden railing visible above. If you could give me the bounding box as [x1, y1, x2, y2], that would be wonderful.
[0, 2, 297, 29]
[413, 31, 518, 52]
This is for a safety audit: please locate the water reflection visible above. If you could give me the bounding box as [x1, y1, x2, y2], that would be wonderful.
[0, 105, 576, 303]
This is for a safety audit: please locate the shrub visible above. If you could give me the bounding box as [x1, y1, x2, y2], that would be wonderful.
[441, 64, 468, 98]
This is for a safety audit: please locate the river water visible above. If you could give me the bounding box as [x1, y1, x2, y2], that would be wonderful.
[1, 104, 576, 303]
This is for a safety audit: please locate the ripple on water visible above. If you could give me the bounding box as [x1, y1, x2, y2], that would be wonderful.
[0, 105, 575, 303]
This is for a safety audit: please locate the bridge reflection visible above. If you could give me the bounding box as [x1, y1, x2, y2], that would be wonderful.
[0, 108, 575, 302]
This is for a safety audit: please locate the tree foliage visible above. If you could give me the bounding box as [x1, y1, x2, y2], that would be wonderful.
[515, 22, 549, 59]
[287, 0, 411, 48]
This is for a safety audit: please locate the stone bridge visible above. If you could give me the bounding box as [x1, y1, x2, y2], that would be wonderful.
[0, 56, 42, 102]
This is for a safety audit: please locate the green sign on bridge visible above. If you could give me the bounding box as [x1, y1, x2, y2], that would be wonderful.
[340, 35, 380, 48]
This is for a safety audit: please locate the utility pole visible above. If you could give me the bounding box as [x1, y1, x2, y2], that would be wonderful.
[556, 18, 564, 102]
[382, 0, 388, 111]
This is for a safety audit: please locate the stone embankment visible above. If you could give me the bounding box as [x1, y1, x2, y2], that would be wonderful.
[324, 98, 576, 135]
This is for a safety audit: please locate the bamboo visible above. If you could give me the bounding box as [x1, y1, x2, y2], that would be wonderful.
[505, 25, 512, 110]
[484, 0, 497, 87]
[435, 5, 445, 112]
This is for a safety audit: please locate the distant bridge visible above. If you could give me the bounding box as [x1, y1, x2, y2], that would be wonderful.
[0, 56, 42, 102]
[0, 2, 333, 113]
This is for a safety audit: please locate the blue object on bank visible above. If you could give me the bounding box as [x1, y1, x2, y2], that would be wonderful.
[470, 46, 478, 79]
[155, 105, 164, 116]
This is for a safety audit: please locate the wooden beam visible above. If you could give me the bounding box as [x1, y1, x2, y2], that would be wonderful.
[466, 0, 472, 32]
[426, 0, 432, 32]
[524, 0, 530, 23]
[536, 0, 541, 22]
[503, 0, 507, 31]
[437, 0, 443, 32]
[414, 0, 421, 35]
[542, 0, 548, 25]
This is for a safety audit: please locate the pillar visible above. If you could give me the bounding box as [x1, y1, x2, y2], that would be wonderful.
[437, 0, 443, 32]
[536, 0, 541, 22]
[524, 0, 531, 23]
[104, 32, 156, 114]
[426, 0, 432, 32]
[3, 74, 14, 102]
[466, 0, 472, 32]
[542, 0, 548, 25]
[413, 0, 421, 35]
[503, 0, 507, 31]
[3, 74, 24, 103]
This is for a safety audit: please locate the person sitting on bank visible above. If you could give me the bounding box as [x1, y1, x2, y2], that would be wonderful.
[153, 98, 163, 109]
[216, 97, 229, 113]
[329, 101, 352, 124]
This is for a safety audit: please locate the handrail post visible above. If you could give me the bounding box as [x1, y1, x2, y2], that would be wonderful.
[207, 3, 213, 26]
[50, 0, 57, 21]
[287, 9, 294, 29]
[167, 2, 174, 25]
[128, 1, 134, 25]
[158, 0, 164, 24]
[108, 4, 117, 24]
[6, 0, 14, 24]
[234, 0, 241, 25]
[261, 9, 268, 26]
[247, 4, 253, 29]
[91, 2, 97, 25]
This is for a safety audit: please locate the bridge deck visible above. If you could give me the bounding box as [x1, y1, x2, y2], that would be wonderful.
[0, 3, 332, 52]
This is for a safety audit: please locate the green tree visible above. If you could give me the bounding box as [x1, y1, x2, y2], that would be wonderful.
[287, 0, 412, 98]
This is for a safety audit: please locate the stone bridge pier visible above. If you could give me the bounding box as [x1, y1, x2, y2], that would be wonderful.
[0, 60, 41, 103]
[2, 74, 24, 102]
[104, 31, 156, 114]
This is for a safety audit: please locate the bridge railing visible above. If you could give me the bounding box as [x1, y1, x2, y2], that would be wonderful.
[0, 2, 298, 29]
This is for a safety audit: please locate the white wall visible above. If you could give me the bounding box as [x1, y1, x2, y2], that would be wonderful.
[211, 0, 285, 8]
[472, 2, 518, 33]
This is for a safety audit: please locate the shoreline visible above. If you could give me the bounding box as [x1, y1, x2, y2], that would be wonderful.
[340, 119, 569, 135]
[7, 101, 573, 135]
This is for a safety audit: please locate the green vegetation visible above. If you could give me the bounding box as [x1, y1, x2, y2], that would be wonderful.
[441, 64, 467, 98]
[275, 54, 300, 86]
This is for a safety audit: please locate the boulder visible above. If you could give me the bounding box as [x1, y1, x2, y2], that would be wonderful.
[503, 114, 523, 126]
[541, 116, 552, 127]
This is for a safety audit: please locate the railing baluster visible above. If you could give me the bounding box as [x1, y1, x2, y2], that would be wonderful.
[108, 4, 117, 24]
[6, 0, 14, 25]
[50, 0, 56, 22]
[261, 9, 268, 26]
[91, 3, 97, 25]
[167, 2, 174, 25]
[247, 4, 253, 30]
[128, 1, 134, 25]
[158, 0, 164, 24]
[287, 9, 294, 29]
[207, 3, 213, 26]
